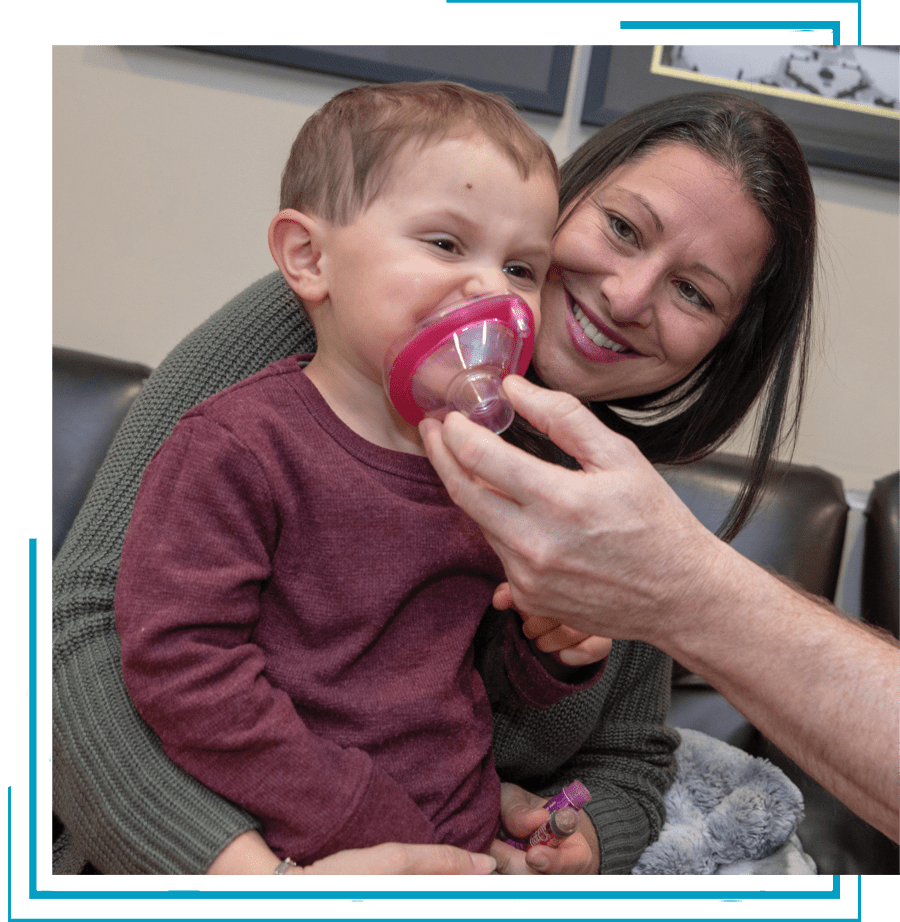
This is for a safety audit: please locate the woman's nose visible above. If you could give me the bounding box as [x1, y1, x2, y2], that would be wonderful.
[604, 265, 656, 329]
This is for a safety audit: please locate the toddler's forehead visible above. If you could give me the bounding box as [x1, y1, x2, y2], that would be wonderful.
[342, 129, 558, 235]
[383, 131, 557, 194]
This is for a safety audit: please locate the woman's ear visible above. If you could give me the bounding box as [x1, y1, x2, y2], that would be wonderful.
[268, 209, 329, 306]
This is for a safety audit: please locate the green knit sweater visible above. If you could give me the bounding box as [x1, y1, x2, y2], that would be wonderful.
[52, 272, 678, 875]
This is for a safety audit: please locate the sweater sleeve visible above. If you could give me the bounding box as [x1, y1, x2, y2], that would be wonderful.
[489, 640, 678, 874]
[116, 417, 438, 862]
[52, 273, 317, 874]
[568, 642, 677, 873]
[475, 608, 605, 709]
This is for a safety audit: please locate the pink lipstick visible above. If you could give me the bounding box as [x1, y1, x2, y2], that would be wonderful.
[565, 292, 642, 363]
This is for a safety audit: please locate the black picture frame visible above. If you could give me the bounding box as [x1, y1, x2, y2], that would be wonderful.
[188, 46, 574, 117]
[582, 46, 899, 182]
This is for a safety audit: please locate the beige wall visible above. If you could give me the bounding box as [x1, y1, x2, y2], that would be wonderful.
[53, 45, 899, 491]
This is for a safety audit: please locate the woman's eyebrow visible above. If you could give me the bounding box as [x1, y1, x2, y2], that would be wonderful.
[690, 262, 735, 301]
[619, 189, 664, 234]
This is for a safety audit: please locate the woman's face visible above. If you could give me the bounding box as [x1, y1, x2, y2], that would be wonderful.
[533, 142, 772, 402]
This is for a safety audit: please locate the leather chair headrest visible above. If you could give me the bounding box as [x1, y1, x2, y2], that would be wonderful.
[53, 347, 151, 557]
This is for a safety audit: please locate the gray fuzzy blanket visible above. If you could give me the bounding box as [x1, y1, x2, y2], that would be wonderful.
[633, 728, 816, 875]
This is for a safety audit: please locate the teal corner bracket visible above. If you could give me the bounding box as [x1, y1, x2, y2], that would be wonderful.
[17, 537, 856, 918]
[444, 2, 862, 45]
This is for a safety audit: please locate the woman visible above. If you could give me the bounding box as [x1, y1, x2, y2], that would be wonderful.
[52, 90, 816, 875]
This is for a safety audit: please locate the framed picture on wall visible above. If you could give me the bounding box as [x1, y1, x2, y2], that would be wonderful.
[581, 46, 899, 181]
[188, 46, 575, 117]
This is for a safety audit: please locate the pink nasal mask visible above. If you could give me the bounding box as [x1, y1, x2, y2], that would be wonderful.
[384, 293, 535, 434]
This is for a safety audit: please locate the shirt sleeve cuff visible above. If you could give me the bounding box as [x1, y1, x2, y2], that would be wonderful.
[501, 614, 606, 709]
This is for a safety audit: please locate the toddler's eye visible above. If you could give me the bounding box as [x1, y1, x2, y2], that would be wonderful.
[429, 237, 461, 254]
[504, 263, 536, 282]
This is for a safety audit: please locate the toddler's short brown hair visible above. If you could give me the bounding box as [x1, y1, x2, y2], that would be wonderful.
[279, 81, 559, 225]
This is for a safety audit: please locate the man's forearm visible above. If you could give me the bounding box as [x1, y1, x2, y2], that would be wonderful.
[660, 543, 899, 843]
[419, 386, 899, 842]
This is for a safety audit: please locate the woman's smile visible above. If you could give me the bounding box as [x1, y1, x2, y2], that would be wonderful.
[566, 290, 643, 360]
[533, 142, 771, 402]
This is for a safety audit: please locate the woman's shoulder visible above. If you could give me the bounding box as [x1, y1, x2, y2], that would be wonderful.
[126, 274, 315, 433]
[157, 273, 316, 382]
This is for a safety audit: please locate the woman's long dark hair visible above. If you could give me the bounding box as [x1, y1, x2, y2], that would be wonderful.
[552, 91, 817, 541]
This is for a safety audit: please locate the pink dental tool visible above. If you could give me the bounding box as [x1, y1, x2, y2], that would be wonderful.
[383, 293, 535, 434]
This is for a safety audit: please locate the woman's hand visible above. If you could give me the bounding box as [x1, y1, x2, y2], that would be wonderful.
[491, 783, 599, 874]
[421, 376, 723, 646]
[290, 842, 497, 875]
[207, 829, 496, 875]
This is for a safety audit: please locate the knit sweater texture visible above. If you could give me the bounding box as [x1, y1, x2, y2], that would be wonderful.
[53, 272, 678, 874]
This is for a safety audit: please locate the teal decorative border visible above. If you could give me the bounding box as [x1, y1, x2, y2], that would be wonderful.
[17, 524, 861, 922]
[445, 1, 860, 44]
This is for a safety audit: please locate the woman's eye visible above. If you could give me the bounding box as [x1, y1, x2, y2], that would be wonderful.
[675, 280, 712, 311]
[608, 214, 637, 244]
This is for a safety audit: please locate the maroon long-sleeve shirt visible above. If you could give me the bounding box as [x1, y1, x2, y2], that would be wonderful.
[116, 357, 588, 862]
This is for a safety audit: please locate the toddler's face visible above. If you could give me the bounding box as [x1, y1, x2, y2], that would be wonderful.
[313, 135, 558, 388]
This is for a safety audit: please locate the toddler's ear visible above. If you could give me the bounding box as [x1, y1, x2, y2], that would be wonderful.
[268, 209, 329, 306]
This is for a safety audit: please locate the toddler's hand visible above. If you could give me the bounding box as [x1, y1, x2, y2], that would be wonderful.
[491, 783, 598, 874]
[494, 581, 610, 667]
[520, 612, 612, 667]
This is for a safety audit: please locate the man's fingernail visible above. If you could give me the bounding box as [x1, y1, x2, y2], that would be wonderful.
[528, 853, 550, 872]
[472, 854, 497, 874]
[560, 650, 594, 667]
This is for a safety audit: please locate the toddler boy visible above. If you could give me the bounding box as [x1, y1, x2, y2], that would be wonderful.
[116, 82, 600, 868]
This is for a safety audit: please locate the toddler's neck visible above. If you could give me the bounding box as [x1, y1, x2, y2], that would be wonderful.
[302, 355, 427, 456]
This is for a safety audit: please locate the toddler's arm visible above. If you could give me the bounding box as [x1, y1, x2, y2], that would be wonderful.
[116, 413, 437, 864]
